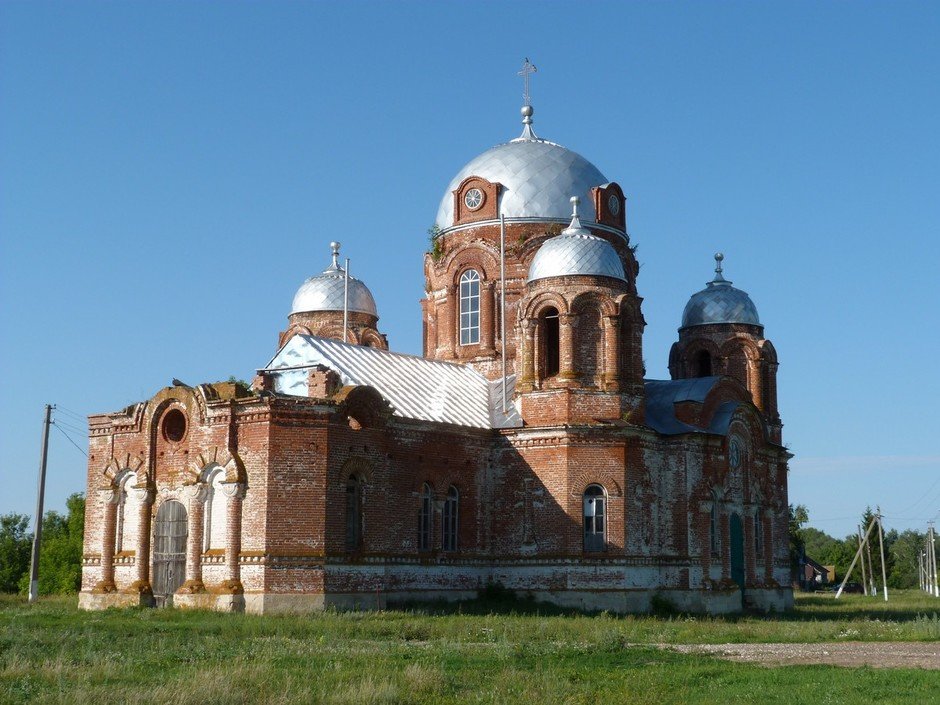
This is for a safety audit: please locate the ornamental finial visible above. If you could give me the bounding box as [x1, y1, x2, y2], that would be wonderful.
[330, 241, 341, 269]
[515, 58, 539, 141]
[710, 252, 729, 285]
[570, 196, 580, 218]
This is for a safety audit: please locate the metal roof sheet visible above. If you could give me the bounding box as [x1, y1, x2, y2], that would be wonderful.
[262, 335, 521, 430]
[643, 377, 742, 436]
[435, 137, 608, 230]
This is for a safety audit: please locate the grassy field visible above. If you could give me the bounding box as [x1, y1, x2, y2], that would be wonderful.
[1, 591, 938, 704]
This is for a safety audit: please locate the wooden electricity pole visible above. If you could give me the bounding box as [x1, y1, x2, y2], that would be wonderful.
[28, 404, 53, 604]
[876, 510, 888, 602]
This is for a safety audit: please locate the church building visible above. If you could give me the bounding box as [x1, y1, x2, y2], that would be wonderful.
[79, 71, 792, 614]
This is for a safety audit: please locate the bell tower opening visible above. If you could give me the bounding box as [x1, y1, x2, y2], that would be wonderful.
[694, 350, 712, 377]
[541, 307, 560, 378]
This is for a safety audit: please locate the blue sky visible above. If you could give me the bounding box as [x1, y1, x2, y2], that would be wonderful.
[1, 1, 938, 541]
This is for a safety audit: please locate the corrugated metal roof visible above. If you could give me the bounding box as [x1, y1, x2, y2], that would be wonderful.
[262, 335, 521, 430]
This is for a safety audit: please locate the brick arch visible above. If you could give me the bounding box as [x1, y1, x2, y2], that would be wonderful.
[442, 243, 499, 284]
[680, 339, 722, 378]
[569, 290, 619, 318]
[359, 328, 387, 350]
[520, 290, 569, 320]
[341, 455, 374, 483]
[759, 339, 778, 364]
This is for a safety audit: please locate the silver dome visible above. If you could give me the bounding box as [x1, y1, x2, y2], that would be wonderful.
[291, 244, 378, 317]
[435, 130, 608, 231]
[527, 204, 626, 284]
[681, 254, 760, 329]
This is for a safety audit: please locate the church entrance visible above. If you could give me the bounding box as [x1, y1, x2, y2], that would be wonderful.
[152, 500, 187, 607]
[729, 512, 745, 592]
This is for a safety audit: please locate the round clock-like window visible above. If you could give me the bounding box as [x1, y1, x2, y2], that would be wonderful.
[464, 188, 484, 211]
[607, 193, 621, 216]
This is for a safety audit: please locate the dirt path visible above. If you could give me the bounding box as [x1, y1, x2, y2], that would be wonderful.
[664, 642, 940, 669]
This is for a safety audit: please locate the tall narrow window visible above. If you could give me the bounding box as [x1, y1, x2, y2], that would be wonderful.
[754, 510, 763, 559]
[459, 270, 480, 345]
[346, 475, 362, 551]
[204, 468, 228, 551]
[418, 483, 432, 552]
[115, 472, 139, 554]
[442, 485, 459, 552]
[695, 350, 712, 377]
[542, 307, 560, 377]
[583, 485, 606, 552]
[710, 492, 720, 557]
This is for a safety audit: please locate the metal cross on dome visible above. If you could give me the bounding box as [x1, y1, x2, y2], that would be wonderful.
[518, 58, 537, 105]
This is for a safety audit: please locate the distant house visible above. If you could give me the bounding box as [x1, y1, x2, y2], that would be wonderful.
[799, 555, 830, 590]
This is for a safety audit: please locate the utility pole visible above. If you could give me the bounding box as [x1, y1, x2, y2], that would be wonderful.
[857, 524, 869, 597]
[876, 509, 888, 602]
[865, 522, 876, 596]
[28, 404, 53, 604]
[930, 522, 939, 597]
[835, 516, 878, 599]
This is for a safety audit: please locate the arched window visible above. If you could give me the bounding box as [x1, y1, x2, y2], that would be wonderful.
[115, 472, 140, 554]
[710, 491, 721, 557]
[204, 468, 228, 551]
[541, 307, 560, 377]
[459, 270, 480, 345]
[345, 475, 362, 551]
[694, 350, 712, 377]
[442, 485, 459, 552]
[418, 483, 432, 552]
[583, 485, 606, 552]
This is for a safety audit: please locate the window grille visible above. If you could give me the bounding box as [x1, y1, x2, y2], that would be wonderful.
[583, 485, 606, 552]
[459, 270, 480, 345]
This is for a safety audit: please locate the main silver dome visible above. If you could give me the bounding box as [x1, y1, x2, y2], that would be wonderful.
[435, 113, 608, 230]
[681, 254, 760, 329]
[527, 205, 625, 284]
[292, 244, 378, 317]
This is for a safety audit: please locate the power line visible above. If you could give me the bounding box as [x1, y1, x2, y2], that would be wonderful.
[54, 405, 86, 422]
[52, 417, 86, 434]
[51, 421, 88, 458]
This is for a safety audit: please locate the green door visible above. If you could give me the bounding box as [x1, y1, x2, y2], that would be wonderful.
[730, 513, 745, 591]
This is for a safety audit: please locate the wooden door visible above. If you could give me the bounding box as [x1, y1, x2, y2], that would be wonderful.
[152, 500, 187, 607]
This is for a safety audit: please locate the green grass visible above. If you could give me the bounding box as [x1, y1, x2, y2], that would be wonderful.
[0, 591, 938, 704]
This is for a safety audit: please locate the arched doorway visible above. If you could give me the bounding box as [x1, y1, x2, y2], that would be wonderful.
[730, 512, 745, 591]
[152, 500, 187, 607]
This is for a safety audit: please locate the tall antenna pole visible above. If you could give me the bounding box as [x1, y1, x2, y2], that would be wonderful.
[343, 258, 350, 344]
[28, 404, 53, 604]
[500, 213, 507, 414]
[876, 509, 889, 602]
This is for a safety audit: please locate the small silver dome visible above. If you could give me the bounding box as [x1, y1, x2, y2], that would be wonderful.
[435, 108, 608, 230]
[291, 243, 378, 317]
[527, 199, 626, 284]
[681, 254, 760, 329]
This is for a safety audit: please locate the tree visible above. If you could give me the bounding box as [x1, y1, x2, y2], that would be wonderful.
[888, 529, 926, 589]
[17, 493, 85, 595]
[0, 513, 32, 593]
[788, 504, 809, 577]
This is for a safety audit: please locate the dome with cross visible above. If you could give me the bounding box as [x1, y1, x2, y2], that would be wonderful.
[680, 254, 761, 329]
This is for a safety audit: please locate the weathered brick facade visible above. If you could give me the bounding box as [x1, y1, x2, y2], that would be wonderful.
[80, 105, 792, 614]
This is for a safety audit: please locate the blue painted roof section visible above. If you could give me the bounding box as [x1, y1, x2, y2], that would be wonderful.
[643, 377, 741, 436]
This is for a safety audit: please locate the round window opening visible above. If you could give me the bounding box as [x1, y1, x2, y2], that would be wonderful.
[162, 409, 187, 442]
[464, 188, 484, 211]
